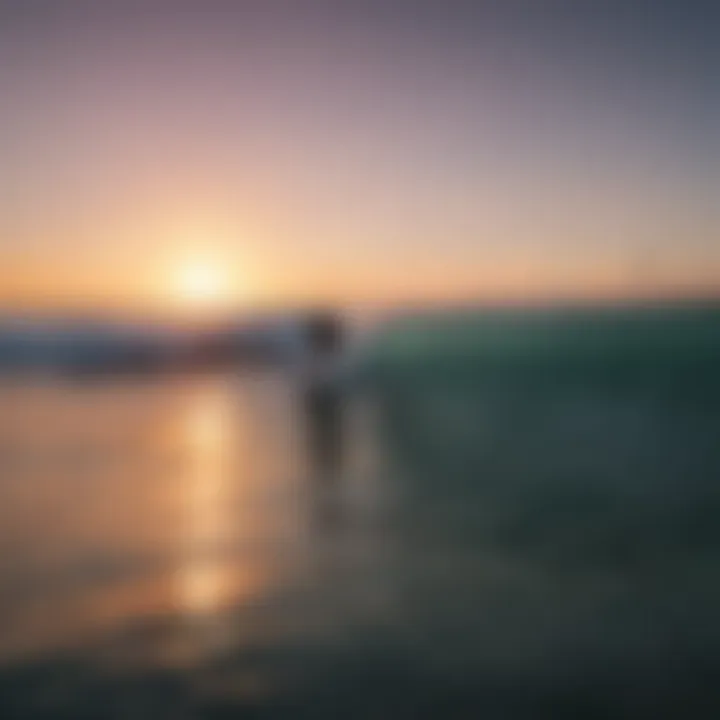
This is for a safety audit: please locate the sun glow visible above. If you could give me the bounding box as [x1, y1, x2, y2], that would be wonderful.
[170, 256, 244, 313]
[177, 260, 228, 303]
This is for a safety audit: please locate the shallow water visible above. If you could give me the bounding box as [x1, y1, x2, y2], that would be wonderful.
[1, 324, 720, 718]
[0, 373, 399, 717]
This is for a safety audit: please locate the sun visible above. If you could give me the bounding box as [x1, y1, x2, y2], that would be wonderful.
[174, 258, 234, 310]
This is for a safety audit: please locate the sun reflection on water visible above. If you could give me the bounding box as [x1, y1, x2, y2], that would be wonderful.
[179, 382, 239, 617]
[0, 376, 305, 668]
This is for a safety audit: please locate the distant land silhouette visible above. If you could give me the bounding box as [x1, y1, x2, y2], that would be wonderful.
[0, 315, 302, 376]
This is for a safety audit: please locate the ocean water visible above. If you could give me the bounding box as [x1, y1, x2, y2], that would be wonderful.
[1, 305, 720, 718]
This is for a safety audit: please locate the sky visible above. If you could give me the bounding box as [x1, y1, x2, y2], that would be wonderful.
[0, 0, 718, 314]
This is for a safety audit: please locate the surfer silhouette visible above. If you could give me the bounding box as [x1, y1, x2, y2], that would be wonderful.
[302, 311, 345, 478]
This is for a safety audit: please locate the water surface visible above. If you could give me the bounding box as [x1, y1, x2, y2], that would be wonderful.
[2, 308, 720, 717]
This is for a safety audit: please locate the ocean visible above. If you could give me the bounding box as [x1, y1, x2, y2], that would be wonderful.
[1, 304, 719, 718]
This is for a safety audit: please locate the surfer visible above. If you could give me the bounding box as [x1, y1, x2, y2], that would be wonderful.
[301, 311, 346, 478]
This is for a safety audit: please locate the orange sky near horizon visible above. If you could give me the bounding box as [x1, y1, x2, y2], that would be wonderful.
[2, 244, 717, 318]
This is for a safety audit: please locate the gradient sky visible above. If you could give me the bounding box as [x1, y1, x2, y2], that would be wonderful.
[0, 0, 718, 312]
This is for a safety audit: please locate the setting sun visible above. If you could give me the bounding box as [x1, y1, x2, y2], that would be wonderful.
[173, 258, 237, 311]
